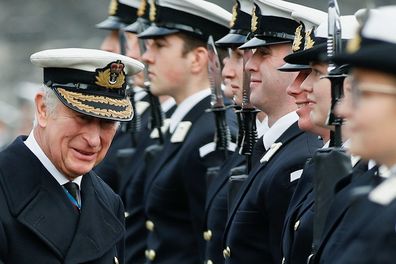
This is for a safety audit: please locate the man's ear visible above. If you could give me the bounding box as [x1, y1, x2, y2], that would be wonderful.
[190, 47, 208, 74]
[34, 92, 49, 128]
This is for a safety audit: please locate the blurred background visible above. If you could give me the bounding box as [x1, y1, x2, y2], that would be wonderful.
[0, 0, 391, 146]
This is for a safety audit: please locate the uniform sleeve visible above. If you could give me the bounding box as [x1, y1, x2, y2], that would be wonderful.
[115, 195, 126, 264]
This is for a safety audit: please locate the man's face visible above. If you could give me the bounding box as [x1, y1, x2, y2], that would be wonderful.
[222, 48, 244, 105]
[335, 76, 353, 138]
[36, 95, 118, 178]
[125, 32, 145, 87]
[142, 34, 192, 101]
[100, 30, 121, 54]
[301, 62, 331, 129]
[348, 69, 396, 166]
[245, 44, 297, 113]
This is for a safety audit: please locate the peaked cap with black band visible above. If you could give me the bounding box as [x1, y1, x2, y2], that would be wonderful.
[278, 5, 327, 72]
[238, 0, 300, 49]
[30, 48, 144, 121]
[96, 0, 140, 30]
[215, 0, 254, 48]
[333, 6, 396, 76]
[137, 0, 231, 41]
[124, 0, 151, 33]
[283, 15, 359, 65]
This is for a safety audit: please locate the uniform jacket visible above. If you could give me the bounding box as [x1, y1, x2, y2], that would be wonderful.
[0, 136, 125, 264]
[143, 95, 237, 264]
[222, 123, 322, 264]
[203, 152, 246, 264]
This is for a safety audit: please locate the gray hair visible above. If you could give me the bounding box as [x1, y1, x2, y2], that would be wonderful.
[33, 85, 60, 127]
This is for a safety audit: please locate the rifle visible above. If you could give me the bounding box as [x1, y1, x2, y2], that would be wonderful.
[238, 49, 259, 173]
[207, 36, 231, 157]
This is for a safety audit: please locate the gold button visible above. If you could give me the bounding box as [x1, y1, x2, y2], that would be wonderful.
[294, 220, 300, 231]
[203, 229, 213, 241]
[281, 257, 285, 264]
[146, 220, 155, 231]
[223, 246, 231, 258]
[145, 249, 156, 261]
[207, 260, 214, 264]
[114, 256, 119, 264]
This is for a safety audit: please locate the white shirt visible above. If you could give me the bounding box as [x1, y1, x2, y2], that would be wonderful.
[24, 131, 82, 188]
[134, 86, 148, 102]
[256, 115, 269, 138]
[263, 111, 299, 150]
[169, 88, 211, 133]
[161, 97, 176, 113]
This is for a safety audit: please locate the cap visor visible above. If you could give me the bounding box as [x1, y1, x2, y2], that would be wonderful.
[215, 33, 247, 48]
[138, 25, 179, 39]
[284, 43, 326, 65]
[96, 17, 125, 31]
[239, 36, 291, 49]
[278, 63, 310, 72]
[54, 88, 133, 121]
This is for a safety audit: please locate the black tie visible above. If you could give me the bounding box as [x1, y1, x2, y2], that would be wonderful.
[251, 137, 267, 167]
[63, 181, 79, 206]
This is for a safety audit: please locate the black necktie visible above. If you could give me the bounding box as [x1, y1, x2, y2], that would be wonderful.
[251, 137, 267, 167]
[63, 181, 80, 207]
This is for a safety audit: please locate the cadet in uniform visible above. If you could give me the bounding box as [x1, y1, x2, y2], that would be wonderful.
[329, 6, 396, 263]
[137, 0, 237, 263]
[0, 48, 143, 263]
[221, 1, 322, 263]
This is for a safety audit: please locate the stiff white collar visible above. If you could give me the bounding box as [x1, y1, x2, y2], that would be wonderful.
[256, 115, 269, 138]
[263, 111, 298, 150]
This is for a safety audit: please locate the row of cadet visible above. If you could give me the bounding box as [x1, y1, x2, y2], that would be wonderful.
[94, 0, 396, 263]
[1, 0, 396, 263]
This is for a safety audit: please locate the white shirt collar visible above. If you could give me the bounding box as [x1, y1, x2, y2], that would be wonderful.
[263, 111, 299, 150]
[133, 86, 148, 102]
[256, 115, 269, 138]
[24, 131, 82, 188]
[161, 97, 176, 113]
[169, 88, 211, 133]
[342, 139, 361, 167]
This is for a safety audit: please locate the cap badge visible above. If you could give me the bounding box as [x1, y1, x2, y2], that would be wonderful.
[304, 29, 315, 50]
[95, 60, 126, 89]
[108, 0, 118, 16]
[149, 0, 157, 22]
[230, 2, 238, 28]
[347, 33, 361, 53]
[137, 0, 147, 17]
[251, 5, 258, 33]
[292, 24, 303, 52]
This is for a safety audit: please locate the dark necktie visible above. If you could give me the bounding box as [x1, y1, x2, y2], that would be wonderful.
[251, 137, 267, 168]
[63, 181, 80, 209]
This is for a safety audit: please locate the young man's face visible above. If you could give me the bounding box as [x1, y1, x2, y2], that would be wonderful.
[35, 93, 118, 178]
[125, 32, 145, 87]
[347, 68, 396, 166]
[100, 30, 121, 54]
[245, 44, 297, 113]
[222, 48, 245, 105]
[142, 34, 193, 102]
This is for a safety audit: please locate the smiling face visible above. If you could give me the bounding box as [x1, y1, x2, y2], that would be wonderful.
[245, 44, 297, 115]
[347, 68, 396, 167]
[34, 91, 118, 179]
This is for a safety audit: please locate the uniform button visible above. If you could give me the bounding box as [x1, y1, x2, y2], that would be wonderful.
[114, 256, 119, 264]
[281, 257, 285, 264]
[145, 249, 156, 261]
[146, 220, 155, 231]
[203, 229, 213, 241]
[223, 246, 231, 258]
[294, 220, 300, 231]
[207, 260, 214, 264]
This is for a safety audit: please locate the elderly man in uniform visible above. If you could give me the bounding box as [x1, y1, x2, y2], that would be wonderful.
[137, 0, 237, 263]
[221, 1, 323, 263]
[0, 48, 143, 263]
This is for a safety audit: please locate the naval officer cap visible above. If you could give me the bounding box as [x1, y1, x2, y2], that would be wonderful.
[279, 5, 327, 72]
[30, 48, 144, 121]
[96, 0, 139, 30]
[215, 0, 254, 48]
[333, 6, 396, 76]
[283, 15, 359, 65]
[124, 0, 151, 34]
[239, 0, 300, 49]
[137, 0, 231, 41]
